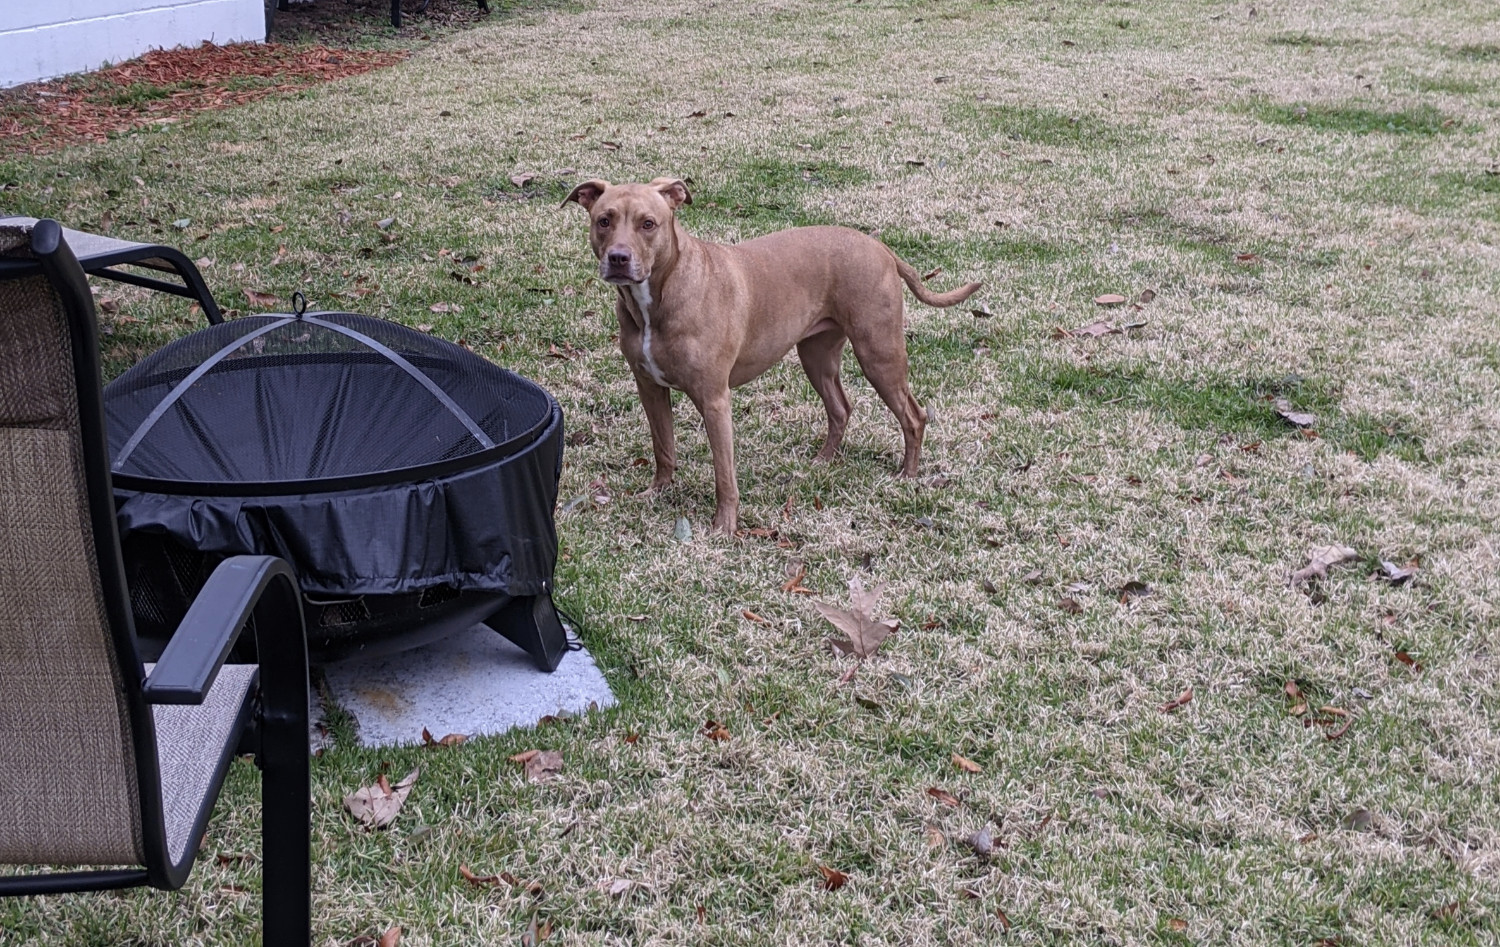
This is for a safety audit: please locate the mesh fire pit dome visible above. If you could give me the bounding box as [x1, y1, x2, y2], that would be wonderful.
[104, 305, 568, 668]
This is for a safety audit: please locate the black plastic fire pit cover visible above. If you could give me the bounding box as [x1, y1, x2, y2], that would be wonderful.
[104, 309, 562, 598]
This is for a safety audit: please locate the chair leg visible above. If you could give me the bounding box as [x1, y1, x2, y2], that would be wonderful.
[261, 714, 309, 944]
[256, 572, 311, 945]
[391, 0, 401, 28]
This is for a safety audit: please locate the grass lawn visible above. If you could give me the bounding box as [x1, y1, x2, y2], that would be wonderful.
[3, 0, 1499, 943]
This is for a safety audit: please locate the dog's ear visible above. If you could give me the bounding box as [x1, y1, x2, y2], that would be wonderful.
[561, 179, 610, 211]
[649, 177, 693, 209]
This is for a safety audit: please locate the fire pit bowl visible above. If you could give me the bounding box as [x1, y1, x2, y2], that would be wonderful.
[104, 306, 568, 669]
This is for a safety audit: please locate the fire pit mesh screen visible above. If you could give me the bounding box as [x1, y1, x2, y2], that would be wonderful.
[105, 311, 553, 491]
[104, 308, 567, 665]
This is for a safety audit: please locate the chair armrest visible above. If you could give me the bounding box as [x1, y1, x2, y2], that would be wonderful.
[143, 556, 299, 705]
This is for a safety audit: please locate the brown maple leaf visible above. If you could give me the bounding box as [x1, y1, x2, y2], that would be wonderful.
[814, 577, 899, 658]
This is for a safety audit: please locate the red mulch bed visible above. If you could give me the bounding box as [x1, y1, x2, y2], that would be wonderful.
[0, 42, 408, 154]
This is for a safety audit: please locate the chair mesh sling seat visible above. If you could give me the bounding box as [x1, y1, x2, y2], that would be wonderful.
[0, 219, 311, 945]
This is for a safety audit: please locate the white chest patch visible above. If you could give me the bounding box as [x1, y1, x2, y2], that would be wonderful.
[629, 282, 671, 388]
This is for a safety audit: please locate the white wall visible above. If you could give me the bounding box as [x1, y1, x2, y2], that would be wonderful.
[0, 0, 266, 89]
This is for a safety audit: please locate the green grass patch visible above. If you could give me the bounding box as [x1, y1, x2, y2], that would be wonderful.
[1447, 42, 1500, 62]
[1009, 363, 1426, 461]
[1257, 102, 1454, 135]
[1408, 73, 1483, 95]
[949, 101, 1127, 147]
[682, 157, 874, 230]
[1267, 32, 1360, 49]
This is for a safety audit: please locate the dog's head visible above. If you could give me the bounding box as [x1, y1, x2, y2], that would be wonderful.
[562, 177, 692, 285]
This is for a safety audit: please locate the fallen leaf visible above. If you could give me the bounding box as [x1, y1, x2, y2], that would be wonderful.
[1431, 901, 1460, 922]
[421, 728, 467, 748]
[1290, 544, 1359, 585]
[1071, 320, 1119, 338]
[600, 141, 621, 151]
[243, 288, 280, 308]
[781, 571, 815, 596]
[1395, 650, 1422, 672]
[600, 877, 638, 897]
[521, 914, 552, 946]
[1138, 288, 1157, 304]
[1058, 597, 1084, 614]
[970, 303, 994, 318]
[343, 769, 419, 830]
[378, 927, 401, 947]
[817, 865, 848, 890]
[511, 750, 563, 782]
[926, 787, 962, 807]
[702, 719, 731, 742]
[742, 609, 771, 624]
[1168, 918, 1188, 932]
[429, 302, 462, 314]
[924, 825, 946, 848]
[510, 173, 535, 187]
[1275, 399, 1317, 428]
[967, 825, 996, 857]
[1158, 688, 1193, 713]
[1234, 252, 1262, 265]
[460, 865, 502, 887]
[376, 217, 396, 230]
[1376, 560, 1417, 585]
[1093, 293, 1127, 306]
[1341, 808, 1373, 831]
[952, 753, 983, 774]
[1118, 581, 1152, 602]
[814, 577, 900, 658]
[996, 909, 1013, 932]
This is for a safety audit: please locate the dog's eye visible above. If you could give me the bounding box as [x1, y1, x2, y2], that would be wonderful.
[641, 219, 657, 231]
[596, 217, 611, 229]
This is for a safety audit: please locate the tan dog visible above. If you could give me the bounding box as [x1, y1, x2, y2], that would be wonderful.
[563, 177, 981, 534]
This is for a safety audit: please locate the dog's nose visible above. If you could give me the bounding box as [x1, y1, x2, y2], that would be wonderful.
[606, 249, 632, 269]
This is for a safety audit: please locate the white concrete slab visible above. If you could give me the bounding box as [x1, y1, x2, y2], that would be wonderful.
[318, 623, 615, 748]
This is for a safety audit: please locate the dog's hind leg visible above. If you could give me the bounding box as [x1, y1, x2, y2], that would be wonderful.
[847, 315, 925, 478]
[797, 328, 853, 462]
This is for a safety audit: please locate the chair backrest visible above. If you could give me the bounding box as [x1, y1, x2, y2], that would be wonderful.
[0, 222, 147, 867]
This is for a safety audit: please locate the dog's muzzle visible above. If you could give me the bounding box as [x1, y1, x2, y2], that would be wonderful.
[600, 248, 642, 284]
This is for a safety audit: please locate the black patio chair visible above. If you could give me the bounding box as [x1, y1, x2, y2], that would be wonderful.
[0, 219, 310, 944]
[0, 215, 224, 324]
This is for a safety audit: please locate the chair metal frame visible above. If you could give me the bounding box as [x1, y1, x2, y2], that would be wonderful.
[0, 220, 310, 944]
[0, 215, 224, 324]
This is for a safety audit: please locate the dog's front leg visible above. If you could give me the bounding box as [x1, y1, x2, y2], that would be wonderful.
[688, 388, 739, 534]
[632, 369, 677, 491]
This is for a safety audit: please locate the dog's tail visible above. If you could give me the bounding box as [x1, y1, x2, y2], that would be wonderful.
[887, 248, 983, 308]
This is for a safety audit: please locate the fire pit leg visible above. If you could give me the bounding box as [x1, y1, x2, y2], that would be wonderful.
[483, 593, 568, 672]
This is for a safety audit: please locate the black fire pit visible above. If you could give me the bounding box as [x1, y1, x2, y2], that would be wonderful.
[104, 304, 568, 669]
